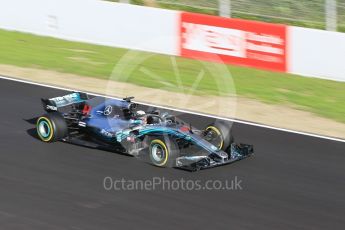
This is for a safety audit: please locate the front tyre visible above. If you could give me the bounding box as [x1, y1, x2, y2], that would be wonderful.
[148, 137, 179, 168]
[36, 112, 68, 142]
[203, 122, 234, 151]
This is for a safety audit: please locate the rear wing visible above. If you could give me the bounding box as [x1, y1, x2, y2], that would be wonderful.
[41, 92, 88, 112]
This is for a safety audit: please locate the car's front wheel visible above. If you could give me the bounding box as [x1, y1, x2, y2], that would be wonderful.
[203, 122, 234, 151]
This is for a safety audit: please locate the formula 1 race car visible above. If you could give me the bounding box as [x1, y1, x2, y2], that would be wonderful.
[36, 92, 253, 171]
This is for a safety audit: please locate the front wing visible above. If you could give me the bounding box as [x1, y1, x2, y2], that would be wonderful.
[176, 144, 254, 171]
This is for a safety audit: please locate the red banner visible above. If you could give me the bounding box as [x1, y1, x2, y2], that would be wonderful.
[179, 12, 288, 72]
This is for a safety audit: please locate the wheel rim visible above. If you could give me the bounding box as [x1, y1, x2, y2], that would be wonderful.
[38, 120, 50, 138]
[204, 126, 224, 150]
[151, 144, 166, 162]
[37, 117, 54, 142]
[149, 139, 169, 166]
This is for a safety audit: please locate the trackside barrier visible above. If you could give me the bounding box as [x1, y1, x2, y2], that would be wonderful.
[0, 0, 179, 55]
[288, 26, 345, 81]
[0, 0, 345, 81]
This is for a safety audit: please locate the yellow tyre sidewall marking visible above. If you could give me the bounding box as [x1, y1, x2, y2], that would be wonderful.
[206, 126, 224, 150]
[150, 139, 169, 166]
[37, 117, 54, 142]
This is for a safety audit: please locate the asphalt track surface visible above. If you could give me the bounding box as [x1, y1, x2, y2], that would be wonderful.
[0, 78, 344, 230]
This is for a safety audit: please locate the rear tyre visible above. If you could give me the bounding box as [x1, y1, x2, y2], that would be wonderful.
[36, 112, 68, 142]
[147, 136, 179, 168]
[203, 122, 234, 151]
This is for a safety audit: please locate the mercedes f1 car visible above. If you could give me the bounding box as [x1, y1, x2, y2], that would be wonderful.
[35, 92, 253, 171]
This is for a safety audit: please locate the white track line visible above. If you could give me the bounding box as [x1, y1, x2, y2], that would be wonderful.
[1, 75, 345, 144]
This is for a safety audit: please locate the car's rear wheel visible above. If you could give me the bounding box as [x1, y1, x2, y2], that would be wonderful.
[203, 122, 233, 151]
[148, 137, 179, 168]
[36, 112, 68, 142]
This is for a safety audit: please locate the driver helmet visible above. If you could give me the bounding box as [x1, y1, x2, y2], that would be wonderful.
[135, 110, 146, 117]
[135, 110, 147, 125]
